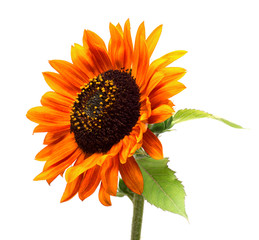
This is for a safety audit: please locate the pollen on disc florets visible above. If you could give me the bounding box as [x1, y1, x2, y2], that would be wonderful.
[70, 69, 140, 154]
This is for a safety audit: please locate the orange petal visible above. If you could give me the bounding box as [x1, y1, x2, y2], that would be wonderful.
[65, 153, 102, 183]
[132, 23, 149, 93]
[129, 137, 139, 157]
[83, 29, 107, 50]
[146, 24, 163, 58]
[33, 124, 70, 133]
[142, 128, 163, 159]
[60, 174, 83, 203]
[35, 144, 54, 161]
[99, 183, 111, 206]
[42, 134, 78, 170]
[38, 132, 71, 160]
[119, 136, 132, 164]
[152, 67, 187, 93]
[60, 153, 88, 202]
[144, 71, 164, 97]
[132, 22, 146, 77]
[78, 165, 101, 201]
[43, 134, 79, 169]
[139, 96, 151, 121]
[163, 99, 175, 108]
[149, 68, 186, 108]
[71, 44, 96, 79]
[46, 175, 58, 185]
[123, 19, 134, 70]
[41, 91, 73, 113]
[84, 30, 112, 73]
[101, 141, 123, 163]
[116, 23, 123, 34]
[149, 81, 186, 107]
[135, 37, 149, 94]
[43, 130, 69, 145]
[26, 106, 70, 126]
[49, 60, 85, 88]
[100, 156, 119, 196]
[34, 148, 81, 181]
[119, 156, 143, 195]
[147, 50, 187, 81]
[135, 22, 146, 43]
[42, 72, 77, 99]
[139, 121, 148, 133]
[132, 124, 144, 144]
[148, 104, 174, 124]
[109, 23, 124, 69]
[159, 67, 187, 81]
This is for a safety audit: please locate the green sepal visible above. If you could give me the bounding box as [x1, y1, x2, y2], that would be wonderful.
[135, 150, 188, 220]
[148, 116, 174, 135]
[116, 178, 134, 201]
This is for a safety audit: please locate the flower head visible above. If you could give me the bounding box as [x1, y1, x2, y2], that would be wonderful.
[27, 20, 186, 205]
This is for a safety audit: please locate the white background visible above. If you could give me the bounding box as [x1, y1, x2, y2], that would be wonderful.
[1, 0, 258, 239]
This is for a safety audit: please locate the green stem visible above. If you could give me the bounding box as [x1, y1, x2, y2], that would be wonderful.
[131, 193, 144, 240]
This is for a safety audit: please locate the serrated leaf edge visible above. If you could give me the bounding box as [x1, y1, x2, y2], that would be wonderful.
[139, 162, 188, 219]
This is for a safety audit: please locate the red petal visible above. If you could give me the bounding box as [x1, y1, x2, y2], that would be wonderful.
[142, 128, 163, 159]
[119, 156, 143, 195]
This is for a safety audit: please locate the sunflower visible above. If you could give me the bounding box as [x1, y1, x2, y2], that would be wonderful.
[27, 20, 186, 206]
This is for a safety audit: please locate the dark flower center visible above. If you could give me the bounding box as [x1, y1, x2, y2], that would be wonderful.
[70, 69, 140, 154]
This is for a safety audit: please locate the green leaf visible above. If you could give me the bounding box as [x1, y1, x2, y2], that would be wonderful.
[171, 108, 243, 129]
[135, 153, 188, 219]
[148, 109, 243, 135]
